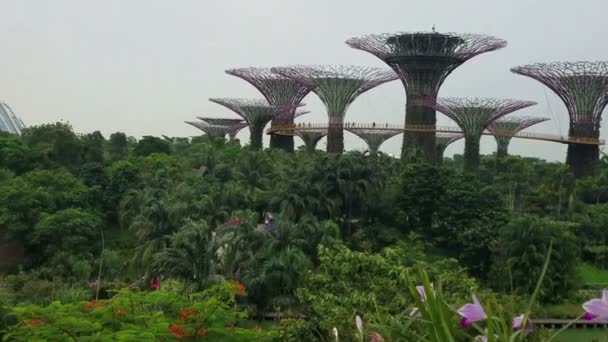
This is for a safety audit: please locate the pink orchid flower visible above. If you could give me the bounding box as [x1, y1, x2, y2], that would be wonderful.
[583, 288, 608, 320]
[457, 294, 487, 328]
[416, 285, 426, 301]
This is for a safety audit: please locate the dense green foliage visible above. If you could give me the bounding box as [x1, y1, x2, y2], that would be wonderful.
[1, 123, 608, 340]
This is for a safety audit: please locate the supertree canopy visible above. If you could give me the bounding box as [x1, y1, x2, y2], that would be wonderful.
[225, 67, 314, 151]
[196, 117, 248, 140]
[420, 97, 536, 171]
[435, 133, 464, 162]
[346, 31, 507, 162]
[488, 116, 549, 158]
[344, 126, 402, 155]
[295, 129, 328, 152]
[209, 98, 298, 150]
[185, 121, 233, 140]
[272, 65, 398, 153]
[511, 61, 608, 177]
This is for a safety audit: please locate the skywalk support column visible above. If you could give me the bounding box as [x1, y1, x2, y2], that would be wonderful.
[347, 32, 507, 163]
[273, 65, 398, 154]
[511, 62, 608, 177]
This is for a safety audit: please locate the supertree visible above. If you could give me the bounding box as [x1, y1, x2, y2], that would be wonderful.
[225, 67, 314, 152]
[419, 97, 536, 172]
[295, 129, 328, 151]
[346, 31, 507, 162]
[272, 65, 398, 153]
[208, 98, 298, 150]
[344, 126, 402, 155]
[435, 133, 464, 162]
[488, 116, 549, 158]
[185, 121, 232, 140]
[511, 61, 608, 177]
[196, 117, 248, 140]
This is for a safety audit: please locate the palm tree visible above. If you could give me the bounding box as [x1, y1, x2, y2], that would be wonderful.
[153, 220, 224, 290]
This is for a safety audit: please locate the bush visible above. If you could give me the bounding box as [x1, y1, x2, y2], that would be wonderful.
[491, 214, 579, 302]
[4, 281, 277, 341]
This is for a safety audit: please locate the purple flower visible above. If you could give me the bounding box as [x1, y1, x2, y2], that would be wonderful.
[512, 314, 524, 329]
[457, 294, 487, 328]
[512, 314, 533, 334]
[583, 288, 608, 320]
[416, 286, 426, 301]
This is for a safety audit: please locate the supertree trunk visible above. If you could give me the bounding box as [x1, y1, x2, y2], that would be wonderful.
[269, 131, 294, 151]
[327, 116, 344, 153]
[464, 135, 481, 173]
[566, 124, 599, 177]
[435, 149, 445, 164]
[402, 95, 436, 163]
[496, 139, 509, 159]
[249, 124, 265, 150]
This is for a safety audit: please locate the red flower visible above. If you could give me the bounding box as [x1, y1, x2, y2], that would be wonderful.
[179, 307, 197, 320]
[83, 299, 104, 311]
[231, 281, 246, 296]
[24, 318, 45, 326]
[168, 323, 185, 337]
[197, 327, 208, 337]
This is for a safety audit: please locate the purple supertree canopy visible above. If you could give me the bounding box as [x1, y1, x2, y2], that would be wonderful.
[208, 98, 299, 126]
[196, 117, 245, 126]
[435, 132, 464, 158]
[420, 97, 537, 136]
[271, 65, 398, 117]
[296, 129, 328, 150]
[488, 116, 550, 137]
[511, 61, 608, 135]
[185, 121, 232, 138]
[346, 32, 507, 96]
[225, 67, 314, 106]
[294, 109, 310, 119]
[345, 126, 403, 154]
[436, 132, 464, 147]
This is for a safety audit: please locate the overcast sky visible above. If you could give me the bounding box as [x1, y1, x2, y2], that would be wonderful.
[0, 0, 606, 161]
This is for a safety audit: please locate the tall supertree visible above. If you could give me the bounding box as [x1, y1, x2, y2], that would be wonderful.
[488, 116, 549, 158]
[295, 129, 328, 151]
[419, 97, 536, 172]
[272, 65, 398, 153]
[208, 98, 297, 150]
[346, 32, 507, 162]
[185, 121, 233, 140]
[196, 117, 248, 140]
[225, 67, 314, 152]
[435, 133, 464, 162]
[345, 126, 402, 155]
[511, 62, 608, 177]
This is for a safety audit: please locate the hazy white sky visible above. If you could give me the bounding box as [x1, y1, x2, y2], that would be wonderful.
[0, 0, 606, 161]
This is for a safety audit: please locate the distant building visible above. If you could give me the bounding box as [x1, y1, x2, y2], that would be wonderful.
[0, 102, 26, 135]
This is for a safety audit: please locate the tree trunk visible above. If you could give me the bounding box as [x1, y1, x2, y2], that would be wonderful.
[326, 116, 344, 154]
[566, 124, 599, 177]
[249, 124, 264, 150]
[464, 135, 481, 173]
[269, 134, 294, 152]
[269, 117, 294, 152]
[496, 139, 509, 159]
[402, 95, 436, 163]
